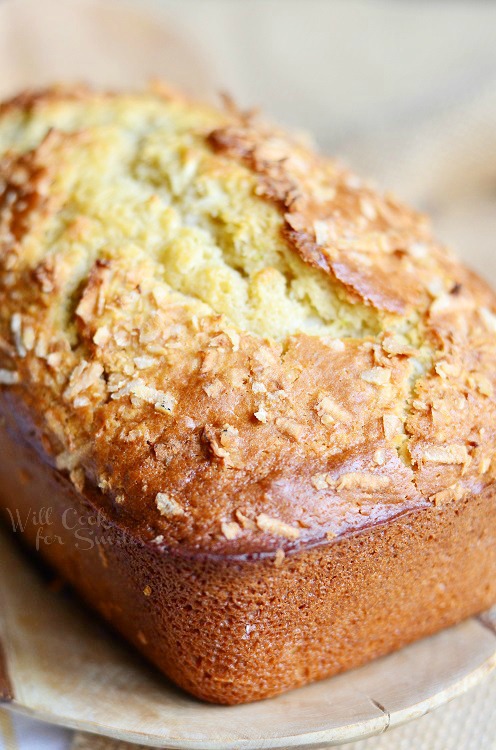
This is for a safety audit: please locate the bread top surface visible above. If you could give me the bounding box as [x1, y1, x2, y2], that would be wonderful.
[0, 84, 495, 557]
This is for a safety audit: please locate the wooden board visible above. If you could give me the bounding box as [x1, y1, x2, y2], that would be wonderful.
[0, 528, 495, 749]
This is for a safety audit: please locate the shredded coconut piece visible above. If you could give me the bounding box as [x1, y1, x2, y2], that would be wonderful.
[221, 521, 241, 540]
[314, 220, 330, 244]
[64, 360, 104, 401]
[382, 333, 415, 356]
[435, 360, 461, 379]
[256, 513, 300, 540]
[409, 242, 428, 259]
[336, 472, 390, 492]
[361, 367, 391, 386]
[11, 313, 25, 357]
[480, 307, 496, 333]
[430, 483, 464, 506]
[0, 368, 19, 385]
[134, 355, 155, 370]
[225, 329, 240, 352]
[73, 395, 90, 408]
[467, 373, 493, 397]
[112, 378, 175, 414]
[315, 395, 350, 425]
[235, 510, 257, 530]
[69, 467, 85, 492]
[275, 417, 304, 441]
[479, 457, 491, 474]
[373, 448, 386, 466]
[203, 379, 224, 398]
[155, 492, 185, 518]
[360, 198, 377, 221]
[422, 445, 469, 465]
[254, 406, 268, 423]
[93, 325, 111, 347]
[383, 414, 403, 441]
[55, 449, 85, 472]
[252, 381, 266, 394]
[319, 337, 345, 351]
[47, 351, 62, 368]
[22, 326, 35, 351]
[311, 473, 331, 490]
[274, 548, 285, 567]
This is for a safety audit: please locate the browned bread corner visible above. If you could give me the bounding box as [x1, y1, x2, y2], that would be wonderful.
[0, 84, 495, 704]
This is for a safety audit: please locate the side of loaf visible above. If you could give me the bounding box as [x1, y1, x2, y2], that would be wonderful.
[0, 85, 495, 704]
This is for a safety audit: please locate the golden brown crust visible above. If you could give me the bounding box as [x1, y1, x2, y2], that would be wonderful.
[1, 401, 495, 704]
[0, 84, 495, 564]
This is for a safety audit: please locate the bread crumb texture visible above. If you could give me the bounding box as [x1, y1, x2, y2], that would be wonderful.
[1, 85, 496, 555]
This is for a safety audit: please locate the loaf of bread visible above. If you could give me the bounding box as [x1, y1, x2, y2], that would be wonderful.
[0, 85, 495, 705]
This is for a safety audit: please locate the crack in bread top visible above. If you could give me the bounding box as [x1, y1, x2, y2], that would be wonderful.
[0, 86, 496, 556]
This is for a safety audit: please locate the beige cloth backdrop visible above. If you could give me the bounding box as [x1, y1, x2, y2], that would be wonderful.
[0, 0, 495, 748]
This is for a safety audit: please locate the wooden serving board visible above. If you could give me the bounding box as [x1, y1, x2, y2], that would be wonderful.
[0, 528, 496, 748]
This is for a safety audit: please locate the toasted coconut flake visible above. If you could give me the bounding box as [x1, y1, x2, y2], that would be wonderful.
[203, 379, 225, 398]
[435, 360, 461, 379]
[427, 277, 447, 298]
[93, 325, 111, 347]
[254, 406, 268, 423]
[480, 307, 496, 333]
[134, 355, 155, 370]
[0, 368, 19, 385]
[256, 513, 300, 540]
[69, 467, 85, 492]
[311, 472, 331, 490]
[422, 445, 469, 465]
[314, 220, 330, 244]
[336, 472, 390, 492]
[275, 417, 304, 441]
[479, 457, 491, 474]
[382, 333, 415, 356]
[383, 414, 403, 441]
[235, 510, 257, 530]
[315, 395, 350, 425]
[73, 395, 90, 408]
[360, 198, 377, 221]
[155, 492, 185, 518]
[112, 378, 175, 414]
[412, 398, 429, 412]
[274, 548, 285, 567]
[221, 521, 241, 540]
[22, 326, 35, 351]
[408, 242, 428, 259]
[430, 483, 464, 506]
[46, 351, 62, 368]
[467, 373, 493, 397]
[361, 367, 391, 386]
[55, 449, 81, 472]
[11, 313, 25, 357]
[225, 328, 240, 352]
[320, 337, 345, 351]
[373, 448, 386, 465]
[252, 381, 266, 394]
[64, 360, 104, 401]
